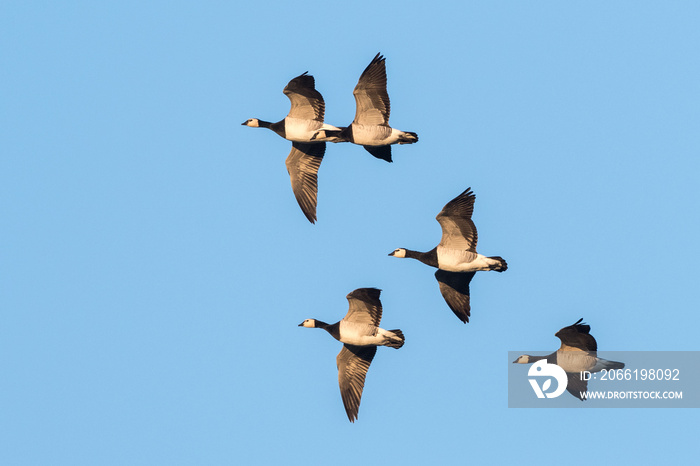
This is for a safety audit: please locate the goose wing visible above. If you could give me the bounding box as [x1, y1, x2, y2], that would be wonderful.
[565, 371, 589, 401]
[285, 142, 325, 223]
[337, 344, 377, 422]
[352, 53, 390, 126]
[343, 287, 382, 327]
[283, 72, 325, 121]
[362, 145, 392, 163]
[435, 188, 478, 252]
[555, 318, 598, 353]
[435, 270, 475, 323]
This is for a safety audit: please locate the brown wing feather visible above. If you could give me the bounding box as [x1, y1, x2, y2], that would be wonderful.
[436, 188, 478, 251]
[337, 345, 377, 422]
[283, 72, 325, 121]
[435, 270, 475, 323]
[285, 142, 325, 223]
[353, 53, 390, 126]
[343, 288, 382, 327]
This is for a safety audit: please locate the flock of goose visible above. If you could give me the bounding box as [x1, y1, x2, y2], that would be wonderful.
[242, 53, 417, 223]
[243, 53, 623, 421]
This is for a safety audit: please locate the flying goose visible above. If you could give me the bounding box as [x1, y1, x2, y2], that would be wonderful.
[389, 187, 507, 323]
[242, 72, 342, 223]
[513, 318, 625, 400]
[299, 288, 404, 422]
[314, 53, 418, 163]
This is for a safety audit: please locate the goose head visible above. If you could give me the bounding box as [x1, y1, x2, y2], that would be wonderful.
[513, 355, 531, 364]
[388, 248, 407, 258]
[241, 118, 261, 127]
[298, 319, 318, 328]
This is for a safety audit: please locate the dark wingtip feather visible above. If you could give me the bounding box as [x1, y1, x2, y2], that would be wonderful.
[571, 318, 591, 334]
[488, 256, 508, 272]
[347, 287, 382, 301]
[363, 144, 392, 162]
[386, 329, 405, 348]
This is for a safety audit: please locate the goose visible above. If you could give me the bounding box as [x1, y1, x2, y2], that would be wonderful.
[389, 187, 507, 323]
[314, 53, 418, 163]
[513, 318, 625, 400]
[242, 72, 341, 223]
[299, 288, 404, 422]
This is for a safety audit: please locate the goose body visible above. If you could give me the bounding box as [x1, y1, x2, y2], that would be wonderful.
[513, 318, 625, 400]
[242, 72, 342, 223]
[242, 116, 341, 143]
[299, 288, 404, 422]
[342, 125, 415, 147]
[323, 53, 417, 163]
[513, 351, 623, 374]
[436, 247, 505, 273]
[389, 188, 507, 323]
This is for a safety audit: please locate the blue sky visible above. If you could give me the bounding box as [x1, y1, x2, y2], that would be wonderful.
[2, 1, 699, 464]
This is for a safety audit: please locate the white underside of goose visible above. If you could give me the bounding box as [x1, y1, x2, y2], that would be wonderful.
[338, 321, 396, 346]
[558, 351, 623, 373]
[284, 117, 341, 142]
[437, 247, 498, 272]
[556, 351, 602, 373]
[349, 124, 407, 146]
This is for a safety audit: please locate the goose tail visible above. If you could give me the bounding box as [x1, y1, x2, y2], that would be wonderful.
[385, 329, 405, 349]
[602, 359, 625, 370]
[397, 131, 418, 144]
[488, 256, 508, 272]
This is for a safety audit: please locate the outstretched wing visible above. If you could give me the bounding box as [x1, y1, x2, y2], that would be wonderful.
[435, 188, 478, 252]
[284, 72, 325, 121]
[352, 53, 390, 126]
[337, 344, 377, 422]
[435, 270, 475, 323]
[555, 318, 598, 353]
[343, 288, 382, 327]
[285, 142, 325, 223]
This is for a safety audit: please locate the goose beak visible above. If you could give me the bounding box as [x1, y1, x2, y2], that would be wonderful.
[388, 251, 395, 256]
[241, 121, 247, 125]
[298, 322, 304, 327]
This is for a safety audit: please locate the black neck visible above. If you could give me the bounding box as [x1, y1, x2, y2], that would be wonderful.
[339, 125, 353, 141]
[317, 320, 340, 341]
[254, 119, 285, 138]
[405, 247, 438, 268]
